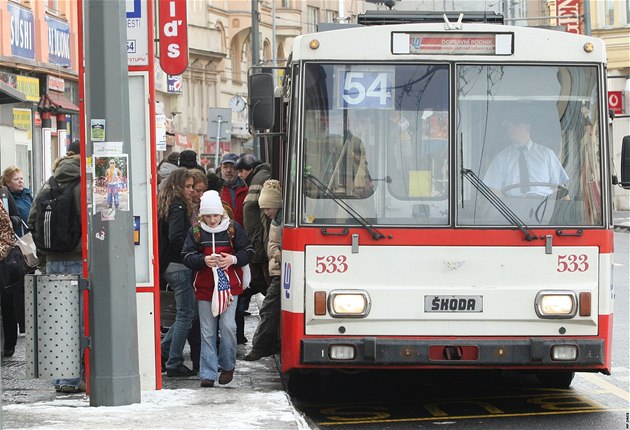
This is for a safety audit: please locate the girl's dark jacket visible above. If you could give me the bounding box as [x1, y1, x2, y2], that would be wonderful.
[158, 198, 191, 276]
[181, 220, 253, 301]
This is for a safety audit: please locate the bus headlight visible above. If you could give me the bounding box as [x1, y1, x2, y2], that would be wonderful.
[535, 291, 577, 318]
[328, 290, 371, 318]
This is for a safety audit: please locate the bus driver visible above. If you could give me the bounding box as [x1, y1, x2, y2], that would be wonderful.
[483, 114, 569, 198]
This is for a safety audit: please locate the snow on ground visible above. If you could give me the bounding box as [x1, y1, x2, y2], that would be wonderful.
[3, 388, 310, 429]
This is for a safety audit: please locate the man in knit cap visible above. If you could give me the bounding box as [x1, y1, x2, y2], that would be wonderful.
[234, 153, 272, 344]
[244, 179, 282, 361]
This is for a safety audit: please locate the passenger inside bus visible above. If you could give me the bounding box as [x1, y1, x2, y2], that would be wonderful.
[386, 110, 448, 194]
[304, 111, 374, 200]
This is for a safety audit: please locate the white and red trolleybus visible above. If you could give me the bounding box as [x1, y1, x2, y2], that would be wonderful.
[248, 11, 630, 394]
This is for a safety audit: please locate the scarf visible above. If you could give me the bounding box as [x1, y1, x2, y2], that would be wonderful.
[200, 216, 230, 254]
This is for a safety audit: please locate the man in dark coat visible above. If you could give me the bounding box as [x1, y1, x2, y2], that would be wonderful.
[234, 154, 272, 344]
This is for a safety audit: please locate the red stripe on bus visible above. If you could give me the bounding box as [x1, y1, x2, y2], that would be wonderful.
[283, 227, 614, 253]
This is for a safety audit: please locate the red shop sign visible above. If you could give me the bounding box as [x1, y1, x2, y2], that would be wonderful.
[159, 0, 188, 75]
[608, 91, 624, 115]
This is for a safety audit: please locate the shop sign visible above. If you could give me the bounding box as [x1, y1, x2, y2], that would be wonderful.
[556, 0, 581, 34]
[13, 108, 32, 140]
[8, 3, 35, 60]
[159, 0, 188, 75]
[176, 133, 191, 148]
[156, 114, 167, 151]
[167, 75, 182, 93]
[16, 75, 40, 102]
[608, 91, 624, 115]
[48, 76, 65, 92]
[46, 15, 71, 66]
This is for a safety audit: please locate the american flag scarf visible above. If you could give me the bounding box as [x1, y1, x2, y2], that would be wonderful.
[211, 266, 233, 316]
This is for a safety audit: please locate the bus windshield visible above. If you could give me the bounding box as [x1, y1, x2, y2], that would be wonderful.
[457, 64, 602, 227]
[300, 62, 603, 227]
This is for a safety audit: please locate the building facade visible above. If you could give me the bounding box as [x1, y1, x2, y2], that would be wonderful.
[1, 0, 627, 207]
[158, 0, 363, 169]
[0, 0, 80, 192]
[588, 0, 630, 209]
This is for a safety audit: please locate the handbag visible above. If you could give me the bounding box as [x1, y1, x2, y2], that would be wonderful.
[15, 231, 38, 270]
[0, 245, 29, 292]
[160, 285, 177, 328]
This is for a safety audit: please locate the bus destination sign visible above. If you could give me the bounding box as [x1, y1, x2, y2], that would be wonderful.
[393, 33, 513, 55]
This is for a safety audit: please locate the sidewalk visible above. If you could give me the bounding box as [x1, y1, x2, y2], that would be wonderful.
[1, 296, 311, 429]
[614, 210, 630, 230]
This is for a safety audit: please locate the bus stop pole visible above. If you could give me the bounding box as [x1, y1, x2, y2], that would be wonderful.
[84, 0, 141, 406]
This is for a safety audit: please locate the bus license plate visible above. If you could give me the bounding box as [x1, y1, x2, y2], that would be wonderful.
[424, 295, 483, 312]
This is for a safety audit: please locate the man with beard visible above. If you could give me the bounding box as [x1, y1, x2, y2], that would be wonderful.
[219, 153, 248, 227]
[218, 153, 249, 344]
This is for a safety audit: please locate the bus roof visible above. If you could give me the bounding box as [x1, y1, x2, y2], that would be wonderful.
[290, 23, 606, 64]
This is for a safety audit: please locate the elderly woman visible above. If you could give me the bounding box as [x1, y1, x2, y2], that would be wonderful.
[1, 166, 32, 227]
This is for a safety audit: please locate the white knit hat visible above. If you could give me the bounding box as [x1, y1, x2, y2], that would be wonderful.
[199, 190, 224, 215]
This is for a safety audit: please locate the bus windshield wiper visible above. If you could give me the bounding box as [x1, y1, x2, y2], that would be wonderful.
[304, 174, 385, 240]
[461, 168, 538, 241]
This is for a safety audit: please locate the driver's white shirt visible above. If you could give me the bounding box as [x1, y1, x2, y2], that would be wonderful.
[483, 140, 569, 197]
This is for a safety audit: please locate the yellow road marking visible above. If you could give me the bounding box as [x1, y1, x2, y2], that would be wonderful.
[578, 372, 630, 403]
[318, 408, 628, 426]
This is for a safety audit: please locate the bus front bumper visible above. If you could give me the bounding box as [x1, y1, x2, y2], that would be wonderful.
[301, 338, 604, 367]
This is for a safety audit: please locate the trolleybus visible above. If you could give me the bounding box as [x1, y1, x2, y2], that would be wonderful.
[248, 11, 629, 393]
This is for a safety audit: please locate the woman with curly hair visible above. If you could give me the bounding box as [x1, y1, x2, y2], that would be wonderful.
[158, 167, 197, 377]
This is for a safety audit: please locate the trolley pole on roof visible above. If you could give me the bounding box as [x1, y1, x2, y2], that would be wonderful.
[84, 0, 141, 406]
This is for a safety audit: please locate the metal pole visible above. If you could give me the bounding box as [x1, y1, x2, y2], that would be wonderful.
[272, 0, 276, 81]
[583, 1, 591, 35]
[214, 116, 224, 169]
[251, 0, 260, 158]
[251, 0, 260, 68]
[84, 0, 141, 406]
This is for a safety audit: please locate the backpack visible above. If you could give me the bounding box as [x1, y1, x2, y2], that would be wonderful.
[34, 176, 81, 252]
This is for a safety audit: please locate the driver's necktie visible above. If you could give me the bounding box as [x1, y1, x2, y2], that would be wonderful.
[518, 146, 530, 194]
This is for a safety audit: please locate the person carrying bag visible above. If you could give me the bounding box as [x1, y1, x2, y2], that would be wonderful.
[0, 203, 32, 293]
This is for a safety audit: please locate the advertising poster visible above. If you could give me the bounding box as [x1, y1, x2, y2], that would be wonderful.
[93, 154, 129, 219]
[91, 119, 106, 141]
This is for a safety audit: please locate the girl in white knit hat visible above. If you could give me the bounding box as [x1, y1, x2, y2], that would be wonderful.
[182, 190, 254, 387]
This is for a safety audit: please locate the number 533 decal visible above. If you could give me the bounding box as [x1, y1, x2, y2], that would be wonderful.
[315, 255, 348, 274]
[557, 254, 589, 272]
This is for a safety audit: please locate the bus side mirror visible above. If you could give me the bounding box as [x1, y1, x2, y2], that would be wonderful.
[621, 135, 630, 189]
[248, 73, 275, 130]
